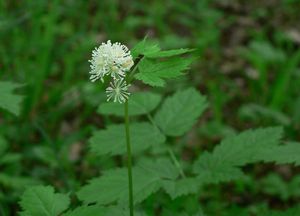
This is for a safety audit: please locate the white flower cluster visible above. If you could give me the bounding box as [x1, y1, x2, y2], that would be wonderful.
[89, 40, 134, 103]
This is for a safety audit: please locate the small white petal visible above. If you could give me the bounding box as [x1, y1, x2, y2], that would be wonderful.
[105, 79, 130, 104]
[88, 40, 134, 82]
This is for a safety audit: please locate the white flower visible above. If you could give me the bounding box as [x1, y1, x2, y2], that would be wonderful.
[89, 40, 134, 82]
[106, 78, 131, 103]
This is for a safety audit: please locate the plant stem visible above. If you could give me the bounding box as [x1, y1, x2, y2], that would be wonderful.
[146, 113, 186, 178]
[122, 54, 145, 215]
[168, 147, 186, 178]
[124, 100, 134, 216]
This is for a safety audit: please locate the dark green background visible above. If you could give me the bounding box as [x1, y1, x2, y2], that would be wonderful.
[1, 0, 300, 215]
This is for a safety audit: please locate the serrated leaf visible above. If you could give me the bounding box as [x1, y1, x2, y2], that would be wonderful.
[90, 122, 165, 156]
[154, 88, 207, 136]
[162, 177, 200, 199]
[135, 57, 193, 87]
[259, 142, 300, 165]
[0, 81, 23, 116]
[144, 48, 194, 58]
[131, 39, 160, 58]
[19, 185, 70, 216]
[193, 127, 283, 184]
[131, 39, 193, 59]
[131, 167, 162, 204]
[196, 160, 246, 184]
[78, 159, 179, 205]
[98, 92, 161, 117]
[77, 168, 127, 205]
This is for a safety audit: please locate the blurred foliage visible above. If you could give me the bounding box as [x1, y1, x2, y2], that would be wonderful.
[0, 0, 300, 215]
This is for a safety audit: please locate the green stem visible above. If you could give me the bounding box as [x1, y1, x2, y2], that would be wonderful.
[168, 147, 186, 178]
[121, 54, 145, 215]
[124, 100, 134, 216]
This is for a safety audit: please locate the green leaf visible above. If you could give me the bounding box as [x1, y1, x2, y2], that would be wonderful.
[77, 168, 127, 205]
[259, 142, 300, 165]
[19, 185, 70, 216]
[131, 39, 160, 58]
[65, 204, 148, 216]
[144, 48, 194, 58]
[78, 159, 179, 205]
[98, 92, 161, 117]
[137, 158, 179, 181]
[131, 39, 193, 59]
[193, 127, 284, 184]
[163, 177, 200, 199]
[196, 159, 246, 184]
[90, 122, 165, 156]
[154, 88, 207, 136]
[64, 205, 107, 216]
[135, 57, 194, 87]
[0, 81, 23, 116]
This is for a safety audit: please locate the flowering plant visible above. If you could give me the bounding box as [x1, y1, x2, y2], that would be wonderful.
[87, 39, 196, 216]
[18, 39, 300, 216]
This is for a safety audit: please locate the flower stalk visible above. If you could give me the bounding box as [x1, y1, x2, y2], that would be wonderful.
[124, 99, 134, 216]
[89, 40, 137, 215]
